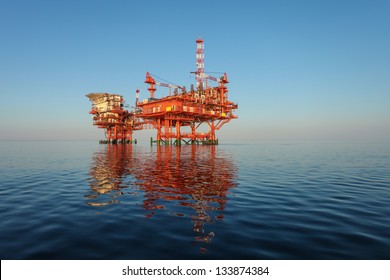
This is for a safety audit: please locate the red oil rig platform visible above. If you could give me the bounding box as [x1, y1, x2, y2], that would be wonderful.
[87, 38, 238, 145]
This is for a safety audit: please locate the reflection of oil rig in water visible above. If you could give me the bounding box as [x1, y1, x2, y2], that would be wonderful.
[86, 39, 238, 145]
[87, 145, 237, 251]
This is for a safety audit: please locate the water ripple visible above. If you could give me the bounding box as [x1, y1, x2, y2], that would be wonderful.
[0, 141, 389, 259]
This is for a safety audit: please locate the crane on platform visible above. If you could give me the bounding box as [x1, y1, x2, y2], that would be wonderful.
[145, 72, 183, 98]
[196, 72, 229, 89]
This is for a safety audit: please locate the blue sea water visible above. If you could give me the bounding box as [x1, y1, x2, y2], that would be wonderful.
[0, 141, 389, 259]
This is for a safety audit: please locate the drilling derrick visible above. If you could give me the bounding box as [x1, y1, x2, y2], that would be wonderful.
[86, 93, 138, 144]
[195, 38, 205, 88]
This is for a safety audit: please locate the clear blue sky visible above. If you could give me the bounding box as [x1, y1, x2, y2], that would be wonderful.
[1, 0, 389, 141]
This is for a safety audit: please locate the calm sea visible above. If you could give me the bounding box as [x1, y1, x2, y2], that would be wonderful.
[0, 141, 389, 259]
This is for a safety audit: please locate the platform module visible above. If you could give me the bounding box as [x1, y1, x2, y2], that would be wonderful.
[86, 38, 238, 145]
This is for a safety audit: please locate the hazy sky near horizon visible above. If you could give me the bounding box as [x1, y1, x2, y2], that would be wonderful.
[1, 0, 389, 141]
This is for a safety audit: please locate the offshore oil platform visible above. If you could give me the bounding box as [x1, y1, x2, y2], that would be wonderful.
[86, 38, 238, 145]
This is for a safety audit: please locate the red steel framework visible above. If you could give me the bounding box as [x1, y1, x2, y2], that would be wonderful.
[87, 38, 238, 145]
